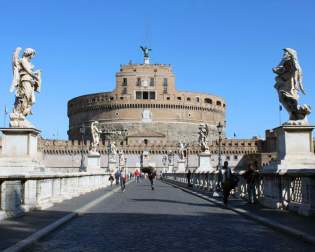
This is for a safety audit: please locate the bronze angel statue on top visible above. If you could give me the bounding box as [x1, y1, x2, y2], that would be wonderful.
[273, 48, 311, 125]
[9, 47, 41, 128]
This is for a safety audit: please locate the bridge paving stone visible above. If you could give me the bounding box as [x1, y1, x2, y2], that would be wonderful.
[29, 180, 314, 252]
[0, 185, 117, 251]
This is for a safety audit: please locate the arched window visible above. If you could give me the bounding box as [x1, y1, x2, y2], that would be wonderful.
[204, 98, 212, 104]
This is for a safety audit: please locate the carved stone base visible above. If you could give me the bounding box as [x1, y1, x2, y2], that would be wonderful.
[108, 160, 117, 173]
[0, 128, 45, 174]
[86, 152, 103, 172]
[168, 165, 174, 173]
[263, 125, 315, 174]
[195, 152, 214, 172]
[177, 159, 186, 173]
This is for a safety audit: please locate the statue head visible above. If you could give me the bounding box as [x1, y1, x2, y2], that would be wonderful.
[283, 48, 298, 61]
[23, 48, 36, 59]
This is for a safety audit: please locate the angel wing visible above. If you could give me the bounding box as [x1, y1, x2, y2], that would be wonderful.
[34, 70, 42, 92]
[10, 47, 22, 93]
[294, 67, 305, 95]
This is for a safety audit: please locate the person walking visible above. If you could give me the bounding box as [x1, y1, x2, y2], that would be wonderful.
[115, 170, 120, 186]
[186, 170, 191, 187]
[120, 169, 126, 192]
[243, 163, 258, 204]
[221, 161, 232, 207]
[148, 170, 156, 190]
[134, 169, 140, 184]
[109, 174, 114, 187]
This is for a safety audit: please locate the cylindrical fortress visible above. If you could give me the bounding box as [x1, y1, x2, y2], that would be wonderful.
[67, 63, 226, 145]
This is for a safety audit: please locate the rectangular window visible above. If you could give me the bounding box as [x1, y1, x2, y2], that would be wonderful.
[143, 91, 149, 100]
[163, 78, 168, 87]
[136, 91, 142, 99]
[137, 78, 141, 86]
[150, 78, 154, 86]
[122, 87, 127, 95]
[122, 78, 127, 86]
[149, 91, 155, 99]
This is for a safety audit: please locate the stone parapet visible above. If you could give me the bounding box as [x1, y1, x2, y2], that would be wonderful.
[0, 172, 110, 220]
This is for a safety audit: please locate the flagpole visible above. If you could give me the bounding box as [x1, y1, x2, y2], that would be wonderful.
[4, 105, 7, 128]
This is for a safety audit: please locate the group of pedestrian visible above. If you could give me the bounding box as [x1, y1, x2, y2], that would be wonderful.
[186, 161, 259, 207]
[108, 168, 157, 193]
[109, 169, 127, 192]
[220, 161, 259, 206]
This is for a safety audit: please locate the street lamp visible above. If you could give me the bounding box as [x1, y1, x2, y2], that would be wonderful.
[124, 157, 127, 179]
[79, 124, 85, 171]
[217, 122, 224, 171]
[185, 144, 189, 172]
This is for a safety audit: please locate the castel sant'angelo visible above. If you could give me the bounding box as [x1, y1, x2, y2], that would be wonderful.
[36, 47, 276, 172]
[68, 48, 226, 146]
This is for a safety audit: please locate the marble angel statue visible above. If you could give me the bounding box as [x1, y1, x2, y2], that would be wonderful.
[9, 47, 41, 128]
[198, 124, 209, 152]
[109, 141, 118, 156]
[90, 121, 102, 153]
[177, 141, 187, 160]
[273, 48, 311, 125]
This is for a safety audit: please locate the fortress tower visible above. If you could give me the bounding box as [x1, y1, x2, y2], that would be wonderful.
[67, 49, 226, 146]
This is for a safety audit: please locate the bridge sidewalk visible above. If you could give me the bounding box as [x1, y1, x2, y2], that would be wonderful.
[162, 178, 315, 245]
[0, 183, 121, 251]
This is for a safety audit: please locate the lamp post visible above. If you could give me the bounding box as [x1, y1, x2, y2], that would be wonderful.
[217, 122, 224, 171]
[124, 157, 127, 179]
[79, 124, 85, 171]
[186, 144, 189, 172]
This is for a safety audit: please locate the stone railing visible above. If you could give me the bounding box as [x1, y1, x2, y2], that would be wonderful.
[0, 172, 110, 220]
[162, 172, 253, 199]
[162, 171, 315, 216]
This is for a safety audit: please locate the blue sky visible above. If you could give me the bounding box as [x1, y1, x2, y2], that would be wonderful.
[0, 0, 314, 139]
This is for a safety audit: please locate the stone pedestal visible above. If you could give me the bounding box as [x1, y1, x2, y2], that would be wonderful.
[0, 128, 45, 174]
[263, 125, 315, 173]
[262, 125, 315, 215]
[177, 159, 186, 173]
[195, 152, 213, 172]
[87, 152, 103, 172]
[108, 159, 117, 173]
[168, 165, 174, 173]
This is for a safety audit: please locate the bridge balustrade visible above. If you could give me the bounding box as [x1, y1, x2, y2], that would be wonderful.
[0, 173, 110, 219]
[163, 172, 315, 215]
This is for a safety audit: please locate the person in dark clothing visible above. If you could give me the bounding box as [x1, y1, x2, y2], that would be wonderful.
[114, 170, 120, 185]
[120, 169, 126, 192]
[243, 163, 258, 204]
[148, 170, 156, 190]
[221, 161, 232, 207]
[109, 174, 114, 187]
[187, 170, 191, 187]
